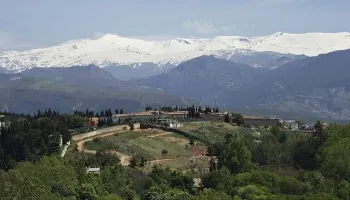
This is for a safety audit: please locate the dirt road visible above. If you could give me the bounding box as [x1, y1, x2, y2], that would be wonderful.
[74, 130, 131, 166]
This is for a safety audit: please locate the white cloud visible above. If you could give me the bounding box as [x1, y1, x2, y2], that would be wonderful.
[182, 21, 233, 35]
[0, 31, 42, 52]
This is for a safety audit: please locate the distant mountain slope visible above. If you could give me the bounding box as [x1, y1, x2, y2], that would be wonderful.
[140, 50, 350, 120]
[1, 32, 349, 73]
[22, 64, 115, 86]
[103, 63, 175, 80]
[215, 50, 307, 69]
[138, 55, 268, 103]
[235, 49, 350, 119]
[0, 67, 9, 73]
[103, 52, 304, 80]
[0, 72, 190, 113]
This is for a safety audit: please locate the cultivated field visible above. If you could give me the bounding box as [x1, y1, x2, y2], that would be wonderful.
[84, 129, 207, 162]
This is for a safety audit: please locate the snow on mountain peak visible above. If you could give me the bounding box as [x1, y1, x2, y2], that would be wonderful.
[1, 32, 350, 72]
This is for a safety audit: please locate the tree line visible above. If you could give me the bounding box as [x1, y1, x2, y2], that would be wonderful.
[0, 107, 128, 170]
[73, 108, 124, 118]
[0, 111, 71, 170]
[1, 122, 349, 199]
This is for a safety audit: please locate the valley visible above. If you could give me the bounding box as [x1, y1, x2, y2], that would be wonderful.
[2, 2, 350, 199]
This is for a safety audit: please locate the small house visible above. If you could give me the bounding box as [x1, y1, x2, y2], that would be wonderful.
[85, 117, 99, 127]
[86, 167, 100, 174]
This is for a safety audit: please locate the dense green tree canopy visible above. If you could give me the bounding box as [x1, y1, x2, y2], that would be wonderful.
[0, 110, 350, 199]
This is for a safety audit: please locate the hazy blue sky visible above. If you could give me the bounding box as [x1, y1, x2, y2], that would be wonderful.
[0, 0, 349, 51]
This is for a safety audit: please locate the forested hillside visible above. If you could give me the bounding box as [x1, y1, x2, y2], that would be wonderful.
[0, 111, 349, 199]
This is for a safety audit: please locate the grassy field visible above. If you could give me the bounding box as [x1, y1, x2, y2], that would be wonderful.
[147, 156, 211, 174]
[84, 130, 193, 161]
[178, 121, 255, 143]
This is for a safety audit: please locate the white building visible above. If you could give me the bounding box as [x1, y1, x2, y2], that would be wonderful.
[156, 119, 183, 128]
[280, 119, 299, 130]
[0, 121, 10, 129]
[169, 121, 183, 128]
[86, 167, 100, 174]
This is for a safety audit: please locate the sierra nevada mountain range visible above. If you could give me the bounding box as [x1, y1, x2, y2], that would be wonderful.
[1, 32, 350, 79]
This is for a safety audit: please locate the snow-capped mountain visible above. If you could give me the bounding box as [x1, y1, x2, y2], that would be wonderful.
[1, 32, 350, 73]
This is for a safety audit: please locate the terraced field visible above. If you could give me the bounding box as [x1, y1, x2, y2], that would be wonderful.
[84, 129, 192, 161]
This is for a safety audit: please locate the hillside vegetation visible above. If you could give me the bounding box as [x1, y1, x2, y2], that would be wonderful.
[1, 111, 350, 199]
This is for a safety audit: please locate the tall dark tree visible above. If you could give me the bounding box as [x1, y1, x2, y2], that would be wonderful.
[232, 113, 245, 126]
[37, 110, 42, 118]
[314, 121, 325, 147]
[210, 134, 252, 174]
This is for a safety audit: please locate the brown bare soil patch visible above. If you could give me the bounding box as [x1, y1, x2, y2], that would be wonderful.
[189, 146, 208, 157]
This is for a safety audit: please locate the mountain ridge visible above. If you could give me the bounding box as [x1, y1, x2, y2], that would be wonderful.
[139, 50, 350, 120]
[1, 32, 350, 73]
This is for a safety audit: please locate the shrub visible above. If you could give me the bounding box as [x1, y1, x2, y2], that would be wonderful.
[162, 149, 168, 155]
[93, 137, 101, 143]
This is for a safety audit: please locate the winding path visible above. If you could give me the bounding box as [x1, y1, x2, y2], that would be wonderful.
[75, 132, 131, 166]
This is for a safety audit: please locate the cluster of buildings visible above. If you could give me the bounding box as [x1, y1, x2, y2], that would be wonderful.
[84, 110, 188, 127]
[82, 109, 322, 132]
[114, 110, 188, 121]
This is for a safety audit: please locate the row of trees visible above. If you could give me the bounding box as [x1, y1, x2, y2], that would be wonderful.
[145, 105, 189, 112]
[74, 108, 124, 118]
[144, 105, 220, 116]
[188, 105, 220, 119]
